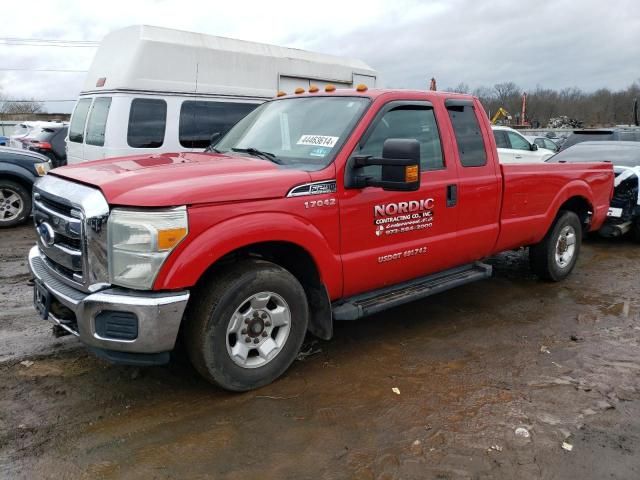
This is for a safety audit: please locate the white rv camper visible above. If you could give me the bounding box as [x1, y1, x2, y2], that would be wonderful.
[66, 25, 377, 164]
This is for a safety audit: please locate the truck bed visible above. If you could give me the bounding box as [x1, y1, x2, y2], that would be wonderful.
[495, 162, 613, 252]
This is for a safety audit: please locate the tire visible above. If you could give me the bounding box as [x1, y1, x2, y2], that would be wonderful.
[529, 210, 582, 282]
[185, 259, 309, 391]
[0, 180, 31, 228]
[632, 220, 640, 243]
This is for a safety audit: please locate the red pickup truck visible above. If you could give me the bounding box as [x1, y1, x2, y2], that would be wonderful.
[29, 88, 613, 390]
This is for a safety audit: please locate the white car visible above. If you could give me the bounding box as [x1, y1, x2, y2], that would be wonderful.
[492, 126, 555, 163]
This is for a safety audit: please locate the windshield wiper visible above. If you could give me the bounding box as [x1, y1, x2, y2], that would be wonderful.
[231, 147, 283, 164]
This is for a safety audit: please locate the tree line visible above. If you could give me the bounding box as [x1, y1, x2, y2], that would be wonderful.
[444, 81, 640, 128]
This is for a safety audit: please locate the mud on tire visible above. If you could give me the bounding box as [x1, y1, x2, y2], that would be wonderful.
[184, 259, 309, 391]
[530, 210, 582, 282]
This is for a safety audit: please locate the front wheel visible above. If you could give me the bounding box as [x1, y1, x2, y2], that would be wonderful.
[185, 259, 309, 391]
[530, 210, 582, 281]
[0, 180, 31, 228]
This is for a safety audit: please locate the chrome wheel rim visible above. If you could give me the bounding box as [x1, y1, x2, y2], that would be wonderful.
[555, 225, 576, 268]
[226, 291, 291, 369]
[0, 187, 24, 223]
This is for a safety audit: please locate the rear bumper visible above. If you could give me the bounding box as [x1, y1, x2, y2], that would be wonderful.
[28, 245, 189, 354]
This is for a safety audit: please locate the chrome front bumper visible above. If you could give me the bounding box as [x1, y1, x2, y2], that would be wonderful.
[28, 245, 189, 354]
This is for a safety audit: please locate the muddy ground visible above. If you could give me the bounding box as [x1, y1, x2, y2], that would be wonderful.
[1, 224, 639, 479]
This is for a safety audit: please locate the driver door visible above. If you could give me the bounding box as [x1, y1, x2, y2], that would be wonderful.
[338, 101, 460, 297]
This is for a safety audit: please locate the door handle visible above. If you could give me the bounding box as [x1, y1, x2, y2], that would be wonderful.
[446, 184, 458, 207]
[514, 155, 523, 159]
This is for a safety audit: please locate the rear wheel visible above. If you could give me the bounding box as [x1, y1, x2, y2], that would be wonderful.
[0, 180, 31, 228]
[185, 259, 309, 391]
[530, 210, 582, 281]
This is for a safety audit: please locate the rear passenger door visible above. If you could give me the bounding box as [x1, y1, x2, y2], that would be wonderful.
[445, 99, 501, 263]
[339, 100, 460, 297]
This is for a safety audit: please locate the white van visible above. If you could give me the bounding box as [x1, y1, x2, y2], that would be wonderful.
[67, 25, 377, 164]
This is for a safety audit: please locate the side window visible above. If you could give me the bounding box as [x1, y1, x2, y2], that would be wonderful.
[447, 104, 487, 167]
[68, 98, 93, 143]
[85, 97, 112, 146]
[127, 98, 167, 148]
[493, 130, 509, 148]
[358, 105, 444, 171]
[506, 131, 530, 150]
[544, 139, 557, 150]
[534, 138, 545, 148]
[179, 101, 258, 148]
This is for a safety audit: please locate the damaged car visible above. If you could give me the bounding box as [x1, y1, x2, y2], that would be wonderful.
[547, 141, 640, 240]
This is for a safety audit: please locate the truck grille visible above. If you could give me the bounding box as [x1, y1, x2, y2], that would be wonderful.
[33, 191, 85, 286]
[32, 175, 110, 292]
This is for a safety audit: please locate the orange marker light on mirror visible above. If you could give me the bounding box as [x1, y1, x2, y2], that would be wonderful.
[356, 83, 368, 92]
[294, 87, 305, 94]
[309, 85, 319, 93]
[405, 165, 419, 183]
[324, 84, 336, 92]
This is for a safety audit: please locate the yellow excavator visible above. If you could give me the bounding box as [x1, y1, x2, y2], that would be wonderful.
[491, 107, 512, 124]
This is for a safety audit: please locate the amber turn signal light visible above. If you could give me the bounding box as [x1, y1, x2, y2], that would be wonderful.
[276, 90, 286, 97]
[158, 227, 188, 251]
[356, 83, 368, 92]
[405, 165, 419, 183]
[294, 87, 305, 94]
[324, 84, 336, 92]
[309, 85, 319, 93]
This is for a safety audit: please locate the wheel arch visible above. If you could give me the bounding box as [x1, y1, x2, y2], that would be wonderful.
[156, 212, 341, 340]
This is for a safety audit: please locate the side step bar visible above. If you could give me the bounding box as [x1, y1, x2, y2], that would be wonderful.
[332, 262, 492, 321]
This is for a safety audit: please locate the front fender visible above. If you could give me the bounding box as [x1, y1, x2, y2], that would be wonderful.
[0, 162, 37, 184]
[154, 211, 342, 298]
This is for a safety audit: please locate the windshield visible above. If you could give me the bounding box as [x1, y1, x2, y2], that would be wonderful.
[215, 96, 370, 170]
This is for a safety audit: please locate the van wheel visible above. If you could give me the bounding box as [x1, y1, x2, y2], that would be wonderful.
[0, 180, 31, 228]
[185, 259, 309, 391]
[530, 210, 582, 281]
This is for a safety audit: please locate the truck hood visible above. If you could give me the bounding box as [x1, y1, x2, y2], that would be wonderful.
[52, 152, 312, 206]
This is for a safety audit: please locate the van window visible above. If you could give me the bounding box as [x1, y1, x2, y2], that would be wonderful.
[85, 97, 111, 146]
[447, 104, 487, 167]
[69, 98, 93, 143]
[179, 101, 259, 148]
[127, 99, 167, 148]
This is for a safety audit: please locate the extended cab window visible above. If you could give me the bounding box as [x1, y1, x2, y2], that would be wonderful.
[127, 99, 167, 148]
[85, 97, 111, 146]
[179, 101, 258, 148]
[447, 103, 487, 167]
[358, 105, 444, 171]
[507, 131, 530, 150]
[68, 98, 92, 143]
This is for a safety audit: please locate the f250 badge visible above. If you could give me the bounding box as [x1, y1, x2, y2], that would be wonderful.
[374, 199, 435, 237]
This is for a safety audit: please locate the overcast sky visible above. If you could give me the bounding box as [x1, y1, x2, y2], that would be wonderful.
[1, 0, 639, 113]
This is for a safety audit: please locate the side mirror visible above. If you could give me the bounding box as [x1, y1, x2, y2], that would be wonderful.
[530, 143, 538, 151]
[346, 138, 421, 191]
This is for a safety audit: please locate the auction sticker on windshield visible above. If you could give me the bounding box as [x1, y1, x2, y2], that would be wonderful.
[297, 135, 339, 147]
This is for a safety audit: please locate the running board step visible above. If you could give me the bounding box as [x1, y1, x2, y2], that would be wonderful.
[332, 262, 492, 321]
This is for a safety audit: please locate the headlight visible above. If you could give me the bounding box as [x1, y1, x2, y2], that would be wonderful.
[107, 207, 188, 289]
[34, 161, 51, 176]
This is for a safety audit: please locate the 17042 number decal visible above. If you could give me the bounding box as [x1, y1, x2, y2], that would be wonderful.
[304, 199, 336, 208]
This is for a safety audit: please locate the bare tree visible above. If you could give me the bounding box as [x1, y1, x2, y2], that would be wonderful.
[0, 100, 45, 115]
